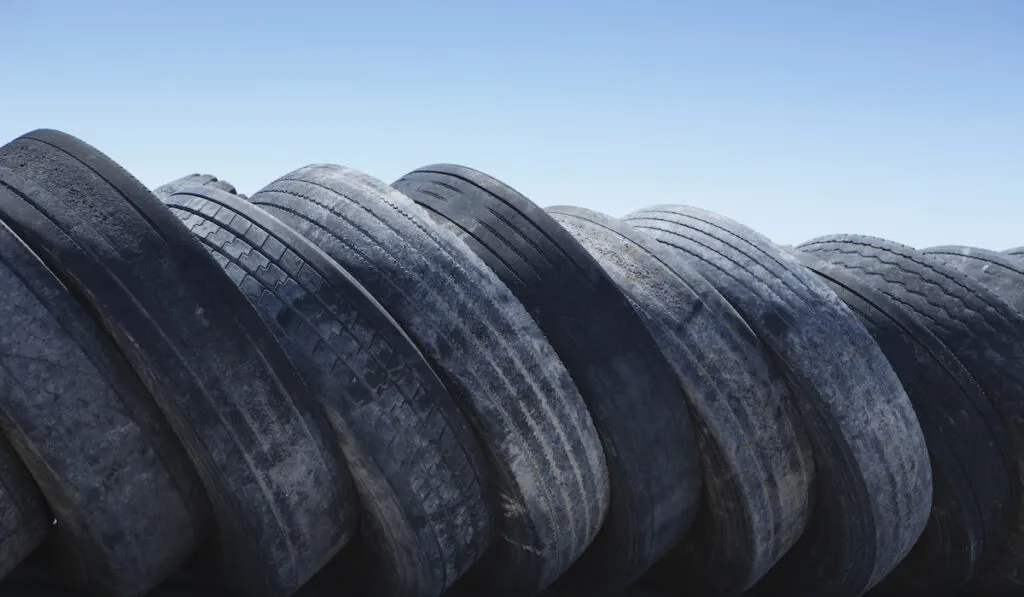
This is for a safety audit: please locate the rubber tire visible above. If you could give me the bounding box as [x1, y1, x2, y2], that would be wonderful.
[0, 436, 48, 584]
[922, 245, 1024, 314]
[154, 174, 247, 200]
[250, 164, 608, 596]
[624, 206, 932, 597]
[544, 206, 815, 596]
[0, 129, 356, 597]
[163, 185, 494, 597]
[796, 235, 1024, 593]
[795, 250, 1014, 596]
[1003, 247, 1024, 261]
[392, 166, 701, 591]
[0, 218, 211, 596]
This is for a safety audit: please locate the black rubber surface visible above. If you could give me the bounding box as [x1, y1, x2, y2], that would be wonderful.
[0, 218, 210, 597]
[922, 245, 1024, 314]
[624, 206, 932, 597]
[795, 250, 1014, 596]
[154, 174, 247, 200]
[796, 235, 1024, 593]
[250, 164, 609, 596]
[392, 166, 701, 591]
[0, 130, 356, 597]
[0, 436, 48, 583]
[546, 206, 815, 596]
[162, 185, 495, 597]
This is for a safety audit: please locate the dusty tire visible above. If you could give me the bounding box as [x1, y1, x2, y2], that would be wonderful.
[0, 130, 356, 597]
[795, 251, 1014, 596]
[545, 206, 815, 596]
[0, 218, 210, 596]
[154, 174, 247, 200]
[796, 235, 1024, 593]
[393, 166, 701, 591]
[0, 438, 48, 583]
[624, 206, 931, 597]
[250, 165, 608, 596]
[922, 245, 1024, 314]
[1003, 247, 1024, 261]
[162, 185, 494, 597]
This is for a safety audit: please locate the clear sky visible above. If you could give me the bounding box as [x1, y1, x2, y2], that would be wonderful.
[2, 1, 1021, 249]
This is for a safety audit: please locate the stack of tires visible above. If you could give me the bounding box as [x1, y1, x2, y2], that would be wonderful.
[0, 128, 1018, 597]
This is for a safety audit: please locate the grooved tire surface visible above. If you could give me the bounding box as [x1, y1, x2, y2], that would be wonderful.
[0, 219, 210, 597]
[0, 130, 356, 597]
[922, 246, 1024, 314]
[796, 235, 1024, 593]
[392, 166, 701, 591]
[154, 174, 247, 200]
[546, 206, 815, 596]
[624, 206, 932, 597]
[250, 165, 609, 596]
[163, 185, 494, 597]
[1003, 247, 1024, 261]
[795, 251, 1013, 596]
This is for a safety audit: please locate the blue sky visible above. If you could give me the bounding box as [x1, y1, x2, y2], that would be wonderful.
[2, 1, 1021, 249]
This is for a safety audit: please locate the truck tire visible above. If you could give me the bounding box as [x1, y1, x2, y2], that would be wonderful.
[546, 206, 815, 596]
[922, 246, 1024, 314]
[392, 166, 701, 592]
[250, 164, 608, 596]
[624, 207, 931, 597]
[0, 130, 356, 597]
[162, 185, 494, 597]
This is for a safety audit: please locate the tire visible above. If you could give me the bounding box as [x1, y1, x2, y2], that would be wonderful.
[154, 174, 247, 200]
[545, 206, 815, 597]
[0, 130, 356, 597]
[392, 166, 701, 591]
[796, 235, 1024, 593]
[0, 435, 48, 583]
[250, 164, 609, 597]
[161, 185, 494, 597]
[623, 207, 932, 597]
[795, 251, 1014, 596]
[921, 245, 1024, 314]
[1003, 247, 1024, 261]
[0, 218, 210, 597]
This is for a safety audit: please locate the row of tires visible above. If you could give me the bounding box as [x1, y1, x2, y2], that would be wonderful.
[0, 129, 1020, 597]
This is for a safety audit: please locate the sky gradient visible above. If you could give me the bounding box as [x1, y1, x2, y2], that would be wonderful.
[2, 1, 1021, 249]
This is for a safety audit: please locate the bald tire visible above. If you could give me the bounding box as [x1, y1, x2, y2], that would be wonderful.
[0, 130, 356, 597]
[796, 251, 1013, 596]
[392, 166, 701, 592]
[624, 206, 931, 597]
[250, 165, 608, 596]
[546, 206, 814, 597]
[797, 235, 1024, 593]
[163, 185, 494, 597]
[922, 246, 1024, 314]
[154, 174, 247, 200]
[0, 219, 210, 597]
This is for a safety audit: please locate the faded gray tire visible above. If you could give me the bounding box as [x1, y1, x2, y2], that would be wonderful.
[546, 206, 815, 596]
[250, 165, 609, 596]
[796, 251, 1014, 596]
[922, 246, 1024, 314]
[797, 235, 1024, 593]
[1003, 247, 1024, 261]
[393, 166, 701, 592]
[162, 186, 494, 597]
[154, 174, 247, 200]
[0, 219, 210, 596]
[624, 206, 931, 597]
[0, 130, 356, 597]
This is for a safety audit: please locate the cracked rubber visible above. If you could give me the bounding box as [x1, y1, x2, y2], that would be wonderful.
[162, 185, 494, 597]
[545, 206, 815, 597]
[795, 250, 1013, 596]
[0, 129, 356, 597]
[922, 246, 1024, 315]
[392, 166, 701, 592]
[250, 164, 609, 596]
[154, 174, 247, 200]
[624, 206, 931, 597]
[796, 234, 1024, 593]
[0, 218, 211, 597]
